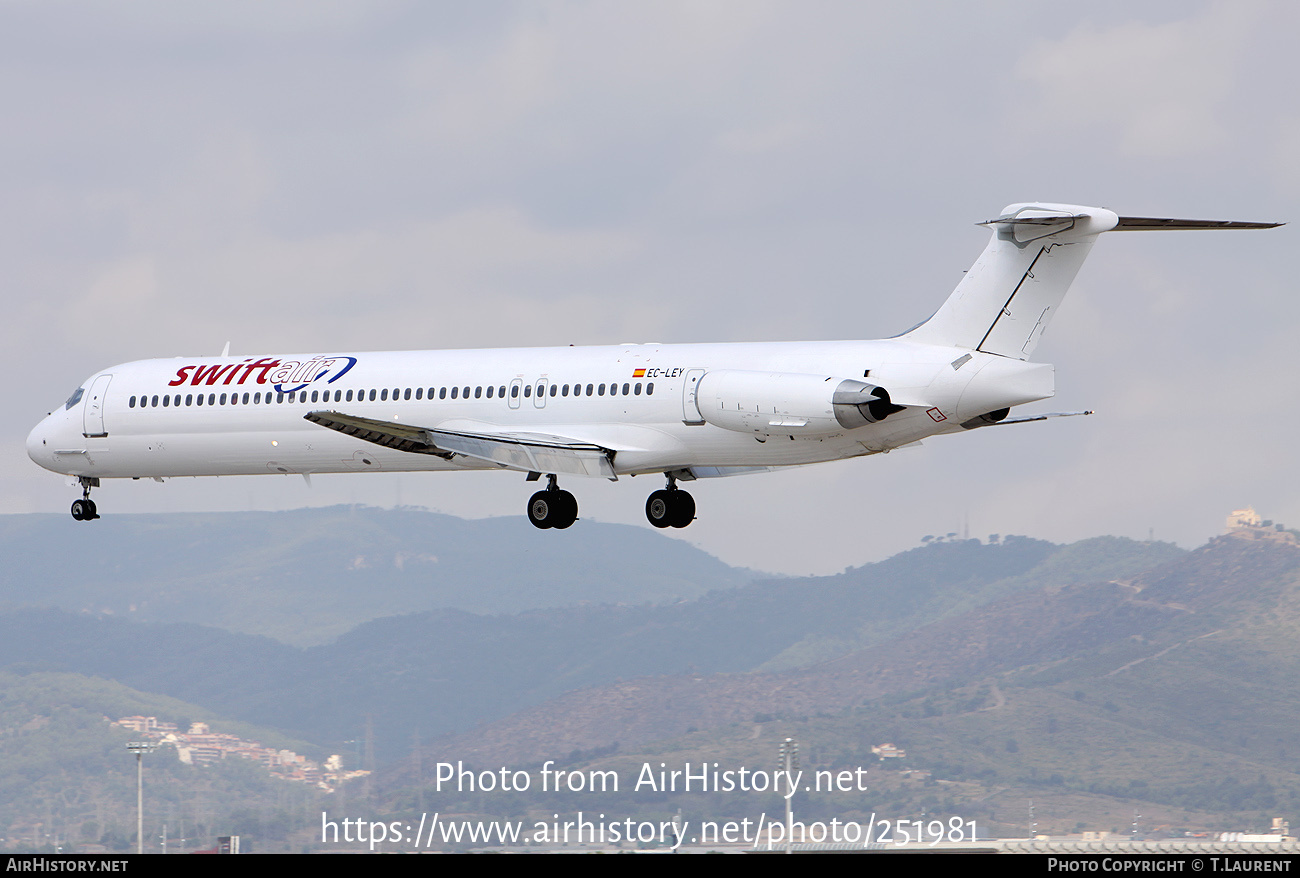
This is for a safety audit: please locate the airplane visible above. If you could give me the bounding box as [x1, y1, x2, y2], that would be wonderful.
[26, 202, 1280, 530]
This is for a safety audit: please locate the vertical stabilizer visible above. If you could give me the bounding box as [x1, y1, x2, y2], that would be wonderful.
[904, 203, 1281, 360]
[905, 203, 1118, 360]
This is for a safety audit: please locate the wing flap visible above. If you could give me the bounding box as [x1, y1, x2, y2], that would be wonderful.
[304, 411, 617, 478]
[426, 428, 617, 478]
[303, 411, 448, 455]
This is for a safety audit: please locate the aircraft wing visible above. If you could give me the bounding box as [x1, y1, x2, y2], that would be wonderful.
[303, 411, 618, 479]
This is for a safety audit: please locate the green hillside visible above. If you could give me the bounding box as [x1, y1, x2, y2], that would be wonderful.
[0, 507, 749, 646]
[388, 535, 1300, 841]
[0, 670, 327, 853]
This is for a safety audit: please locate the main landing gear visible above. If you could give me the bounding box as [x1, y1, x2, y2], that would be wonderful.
[523, 472, 696, 530]
[527, 474, 578, 530]
[70, 477, 100, 522]
[645, 474, 695, 529]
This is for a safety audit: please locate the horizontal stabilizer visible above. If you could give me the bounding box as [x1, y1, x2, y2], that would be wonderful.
[1114, 217, 1283, 231]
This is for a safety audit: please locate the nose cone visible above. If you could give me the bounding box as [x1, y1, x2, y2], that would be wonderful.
[26, 416, 56, 472]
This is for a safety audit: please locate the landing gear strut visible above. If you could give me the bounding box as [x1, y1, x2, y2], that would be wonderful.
[527, 474, 578, 530]
[645, 474, 695, 529]
[70, 477, 100, 522]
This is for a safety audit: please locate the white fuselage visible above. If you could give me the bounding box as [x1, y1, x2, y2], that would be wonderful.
[28, 202, 1275, 527]
[25, 338, 1054, 483]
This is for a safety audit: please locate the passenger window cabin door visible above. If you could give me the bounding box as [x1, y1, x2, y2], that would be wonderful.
[83, 374, 112, 437]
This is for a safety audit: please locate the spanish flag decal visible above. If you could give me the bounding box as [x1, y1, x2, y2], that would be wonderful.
[632, 369, 646, 378]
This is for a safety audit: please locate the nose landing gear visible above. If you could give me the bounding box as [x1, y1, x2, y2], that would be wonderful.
[645, 474, 695, 529]
[70, 477, 100, 521]
[527, 474, 578, 530]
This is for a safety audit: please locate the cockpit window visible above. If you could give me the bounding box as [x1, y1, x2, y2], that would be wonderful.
[64, 387, 84, 410]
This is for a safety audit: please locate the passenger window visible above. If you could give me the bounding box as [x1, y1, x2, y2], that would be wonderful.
[404, 388, 411, 401]
[510, 385, 519, 399]
[586, 384, 593, 396]
[622, 383, 630, 395]
[186, 394, 194, 406]
[209, 394, 217, 405]
[647, 382, 654, 395]
[499, 385, 506, 397]
[524, 384, 531, 398]
[463, 386, 470, 398]
[561, 384, 569, 397]
[162, 395, 170, 407]
[152, 395, 160, 406]
[129, 396, 136, 408]
[550, 384, 557, 397]
[634, 383, 642, 395]
[368, 389, 376, 401]
[416, 388, 423, 400]
[598, 384, 605, 396]
[381, 389, 388, 401]
[486, 385, 494, 398]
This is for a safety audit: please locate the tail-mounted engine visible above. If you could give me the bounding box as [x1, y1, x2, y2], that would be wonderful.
[694, 370, 904, 436]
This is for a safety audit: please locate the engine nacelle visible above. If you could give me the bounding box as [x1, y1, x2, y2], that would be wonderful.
[695, 370, 903, 436]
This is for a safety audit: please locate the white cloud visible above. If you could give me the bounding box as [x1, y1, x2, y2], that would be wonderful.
[5, 2, 1297, 574]
[1015, 2, 1261, 156]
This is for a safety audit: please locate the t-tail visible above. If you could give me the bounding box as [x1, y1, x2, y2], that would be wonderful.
[904, 202, 1282, 360]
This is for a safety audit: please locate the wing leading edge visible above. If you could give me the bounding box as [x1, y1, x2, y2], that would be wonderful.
[303, 410, 618, 479]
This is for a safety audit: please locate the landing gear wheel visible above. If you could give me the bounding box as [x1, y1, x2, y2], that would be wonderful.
[528, 489, 579, 530]
[72, 477, 100, 522]
[646, 488, 697, 529]
[646, 490, 673, 528]
[551, 490, 578, 530]
[528, 491, 556, 529]
[669, 490, 695, 528]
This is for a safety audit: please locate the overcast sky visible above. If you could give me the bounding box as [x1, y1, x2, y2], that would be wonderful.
[5, 1, 1296, 575]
